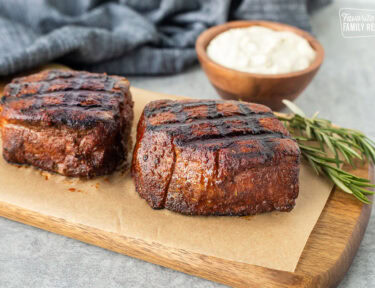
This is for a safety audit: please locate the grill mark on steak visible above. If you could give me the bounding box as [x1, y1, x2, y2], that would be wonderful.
[1, 70, 129, 129]
[145, 101, 275, 140]
[133, 99, 299, 215]
[4, 78, 117, 99]
[174, 129, 284, 146]
[2, 90, 122, 104]
[206, 101, 228, 136]
[13, 70, 103, 83]
[3, 69, 124, 102]
[144, 100, 218, 118]
[44, 70, 76, 81]
[144, 100, 293, 166]
[180, 133, 286, 147]
[237, 103, 278, 161]
[146, 114, 272, 135]
[19, 101, 117, 113]
[145, 101, 283, 152]
[1, 69, 134, 178]
[146, 114, 273, 131]
[176, 132, 281, 163]
[144, 100, 273, 120]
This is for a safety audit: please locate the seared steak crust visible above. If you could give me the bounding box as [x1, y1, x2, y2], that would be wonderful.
[132, 99, 300, 216]
[0, 70, 133, 178]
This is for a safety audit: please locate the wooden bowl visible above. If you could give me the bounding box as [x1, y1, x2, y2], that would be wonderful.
[195, 21, 324, 111]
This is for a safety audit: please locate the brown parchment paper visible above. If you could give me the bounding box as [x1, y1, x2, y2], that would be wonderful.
[0, 87, 333, 272]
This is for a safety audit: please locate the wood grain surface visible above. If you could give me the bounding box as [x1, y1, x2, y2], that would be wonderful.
[0, 66, 372, 288]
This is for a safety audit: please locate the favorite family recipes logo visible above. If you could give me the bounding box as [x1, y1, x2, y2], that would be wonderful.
[339, 8, 375, 38]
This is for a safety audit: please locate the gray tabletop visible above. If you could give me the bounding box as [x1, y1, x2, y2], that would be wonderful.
[1, 1, 374, 287]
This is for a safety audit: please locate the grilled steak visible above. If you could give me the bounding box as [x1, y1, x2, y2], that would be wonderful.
[132, 99, 300, 216]
[0, 69, 133, 178]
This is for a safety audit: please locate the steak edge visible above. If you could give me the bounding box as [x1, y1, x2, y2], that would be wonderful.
[132, 99, 300, 216]
[0, 69, 134, 178]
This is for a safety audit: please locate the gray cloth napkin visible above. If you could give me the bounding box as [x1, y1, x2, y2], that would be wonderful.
[0, 0, 330, 76]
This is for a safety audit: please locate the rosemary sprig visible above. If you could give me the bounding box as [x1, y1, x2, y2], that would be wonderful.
[279, 100, 375, 204]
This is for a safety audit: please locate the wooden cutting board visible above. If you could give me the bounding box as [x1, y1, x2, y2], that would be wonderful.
[0, 66, 373, 288]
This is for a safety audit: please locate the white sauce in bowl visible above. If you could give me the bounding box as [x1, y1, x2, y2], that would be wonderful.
[206, 26, 316, 74]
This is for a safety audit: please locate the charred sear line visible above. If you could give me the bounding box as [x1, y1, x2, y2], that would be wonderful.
[183, 133, 287, 145]
[44, 71, 107, 82]
[44, 70, 75, 81]
[145, 101, 270, 119]
[13, 70, 108, 84]
[145, 100, 288, 150]
[2, 90, 122, 103]
[5, 77, 117, 99]
[146, 101, 272, 121]
[1, 71, 129, 131]
[175, 129, 286, 146]
[7, 106, 118, 127]
[17, 90, 119, 113]
[104, 77, 116, 91]
[37, 110, 115, 129]
[144, 100, 291, 163]
[19, 102, 116, 113]
[146, 113, 274, 131]
[144, 100, 221, 118]
[146, 100, 273, 131]
[230, 137, 282, 161]
[237, 103, 253, 115]
[206, 102, 229, 136]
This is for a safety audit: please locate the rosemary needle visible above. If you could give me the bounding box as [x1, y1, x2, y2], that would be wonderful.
[279, 100, 375, 204]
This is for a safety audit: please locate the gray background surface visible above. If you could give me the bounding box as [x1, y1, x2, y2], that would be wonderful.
[0, 0, 374, 287]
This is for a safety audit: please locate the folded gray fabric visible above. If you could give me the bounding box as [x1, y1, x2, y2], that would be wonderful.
[0, 0, 330, 76]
